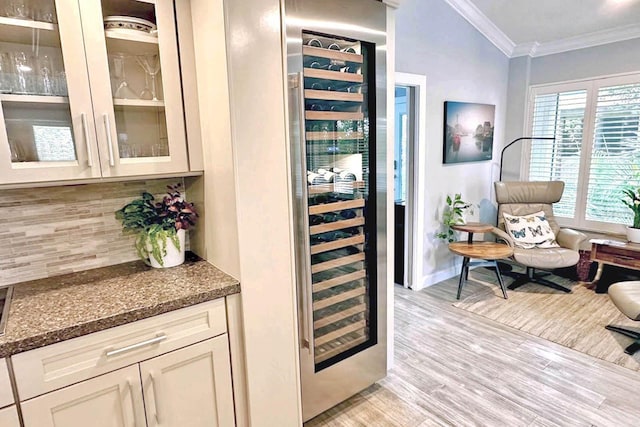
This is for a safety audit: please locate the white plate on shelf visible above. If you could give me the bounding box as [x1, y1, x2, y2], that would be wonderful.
[104, 15, 156, 34]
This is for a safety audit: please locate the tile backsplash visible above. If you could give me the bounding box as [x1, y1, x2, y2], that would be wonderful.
[0, 178, 189, 286]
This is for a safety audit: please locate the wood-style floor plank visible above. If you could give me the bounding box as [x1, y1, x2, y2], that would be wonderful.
[305, 284, 640, 427]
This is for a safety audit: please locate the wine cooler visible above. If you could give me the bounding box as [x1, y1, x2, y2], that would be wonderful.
[284, 0, 387, 421]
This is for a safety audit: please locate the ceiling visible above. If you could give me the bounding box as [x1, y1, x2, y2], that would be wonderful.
[444, 0, 640, 57]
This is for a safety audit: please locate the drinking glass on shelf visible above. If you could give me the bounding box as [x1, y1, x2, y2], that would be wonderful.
[37, 54, 55, 95]
[0, 52, 13, 93]
[13, 51, 36, 94]
[136, 55, 161, 101]
[35, 2, 56, 23]
[9, 139, 26, 162]
[5, 1, 31, 20]
[111, 54, 137, 99]
[54, 70, 67, 96]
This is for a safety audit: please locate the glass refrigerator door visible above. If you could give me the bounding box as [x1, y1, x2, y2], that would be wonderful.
[301, 31, 377, 370]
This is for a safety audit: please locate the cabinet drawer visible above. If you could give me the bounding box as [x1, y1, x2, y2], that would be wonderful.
[0, 358, 13, 408]
[13, 298, 227, 401]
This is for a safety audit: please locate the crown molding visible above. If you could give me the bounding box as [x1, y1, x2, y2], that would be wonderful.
[444, 0, 640, 59]
[442, 0, 515, 57]
[515, 23, 640, 57]
[511, 42, 540, 58]
[382, 0, 404, 8]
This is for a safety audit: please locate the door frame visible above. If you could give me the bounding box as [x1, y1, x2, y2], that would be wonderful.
[395, 72, 426, 290]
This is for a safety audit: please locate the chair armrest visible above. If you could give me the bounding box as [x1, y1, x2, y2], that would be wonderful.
[556, 228, 588, 251]
[491, 227, 514, 248]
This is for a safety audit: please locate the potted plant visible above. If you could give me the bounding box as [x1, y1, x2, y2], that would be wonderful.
[436, 193, 474, 243]
[115, 183, 198, 268]
[622, 187, 640, 243]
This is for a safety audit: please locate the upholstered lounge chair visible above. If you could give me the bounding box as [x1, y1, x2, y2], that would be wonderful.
[606, 281, 640, 355]
[492, 181, 588, 292]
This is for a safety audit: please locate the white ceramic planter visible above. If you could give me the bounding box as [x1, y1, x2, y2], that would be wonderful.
[626, 226, 640, 244]
[149, 229, 186, 268]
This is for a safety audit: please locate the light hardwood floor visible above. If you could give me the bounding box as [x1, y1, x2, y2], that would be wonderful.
[305, 285, 640, 427]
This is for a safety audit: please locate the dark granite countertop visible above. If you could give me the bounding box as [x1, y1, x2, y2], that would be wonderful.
[0, 253, 240, 358]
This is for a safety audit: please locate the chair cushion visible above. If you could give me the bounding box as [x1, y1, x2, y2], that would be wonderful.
[608, 281, 640, 321]
[502, 211, 560, 249]
[512, 246, 579, 269]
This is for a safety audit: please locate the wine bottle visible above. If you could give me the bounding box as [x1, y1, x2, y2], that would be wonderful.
[306, 38, 322, 48]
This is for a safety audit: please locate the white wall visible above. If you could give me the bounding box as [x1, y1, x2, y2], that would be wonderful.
[395, 0, 510, 288]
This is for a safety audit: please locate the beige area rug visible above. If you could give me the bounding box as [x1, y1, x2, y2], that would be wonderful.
[423, 268, 640, 372]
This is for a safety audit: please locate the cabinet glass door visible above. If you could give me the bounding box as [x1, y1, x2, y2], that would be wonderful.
[0, 0, 98, 184]
[301, 31, 377, 370]
[79, 0, 187, 177]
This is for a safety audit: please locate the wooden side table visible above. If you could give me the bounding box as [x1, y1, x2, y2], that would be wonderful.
[448, 222, 513, 300]
[451, 222, 494, 243]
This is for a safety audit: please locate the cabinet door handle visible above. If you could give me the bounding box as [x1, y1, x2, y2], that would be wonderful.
[103, 113, 115, 167]
[149, 371, 164, 425]
[126, 379, 139, 427]
[81, 113, 93, 167]
[105, 334, 167, 358]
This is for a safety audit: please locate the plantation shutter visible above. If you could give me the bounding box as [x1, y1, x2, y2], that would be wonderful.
[529, 90, 587, 218]
[586, 82, 640, 225]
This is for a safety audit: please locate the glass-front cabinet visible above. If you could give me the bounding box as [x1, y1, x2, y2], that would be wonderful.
[0, 0, 187, 185]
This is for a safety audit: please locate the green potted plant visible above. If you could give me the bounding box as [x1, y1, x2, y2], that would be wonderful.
[622, 186, 640, 243]
[436, 193, 473, 243]
[115, 183, 198, 268]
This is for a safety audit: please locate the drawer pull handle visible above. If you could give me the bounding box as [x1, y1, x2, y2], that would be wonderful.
[105, 334, 167, 358]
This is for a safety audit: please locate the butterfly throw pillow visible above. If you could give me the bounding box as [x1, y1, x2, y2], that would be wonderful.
[502, 211, 560, 249]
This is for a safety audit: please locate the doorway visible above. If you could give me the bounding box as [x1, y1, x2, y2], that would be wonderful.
[394, 86, 412, 286]
[393, 72, 426, 290]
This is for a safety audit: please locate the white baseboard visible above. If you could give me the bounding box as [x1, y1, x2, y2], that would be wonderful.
[410, 264, 461, 291]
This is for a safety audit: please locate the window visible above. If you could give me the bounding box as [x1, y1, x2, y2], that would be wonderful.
[526, 74, 640, 233]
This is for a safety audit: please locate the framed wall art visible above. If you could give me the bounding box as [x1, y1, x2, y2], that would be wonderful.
[443, 101, 495, 164]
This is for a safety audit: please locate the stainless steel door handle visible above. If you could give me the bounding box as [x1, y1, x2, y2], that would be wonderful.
[105, 334, 167, 358]
[293, 71, 314, 355]
[103, 113, 115, 167]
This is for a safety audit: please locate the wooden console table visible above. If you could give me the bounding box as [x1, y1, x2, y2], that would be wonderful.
[589, 239, 640, 291]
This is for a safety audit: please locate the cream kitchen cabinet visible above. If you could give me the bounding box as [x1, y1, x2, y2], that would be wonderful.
[0, 0, 188, 185]
[0, 357, 14, 408]
[21, 364, 145, 427]
[20, 337, 234, 427]
[13, 299, 236, 427]
[0, 358, 19, 427]
[140, 336, 235, 427]
[0, 406, 21, 427]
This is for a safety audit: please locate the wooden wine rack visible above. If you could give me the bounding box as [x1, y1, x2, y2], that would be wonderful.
[308, 180, 365, 195]
[303, 37, 370, 365]
[305, 131, 364, 141]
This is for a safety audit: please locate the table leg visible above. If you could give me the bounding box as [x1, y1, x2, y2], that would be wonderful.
[493, 260, 508, 299]
[583, 261, 604, 290]
[457, 257, 469, 300]
[467, 232, 474, 244]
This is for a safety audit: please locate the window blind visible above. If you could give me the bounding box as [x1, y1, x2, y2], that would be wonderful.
[529, 90, 587, 218]
[586, 83, 640, 225]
